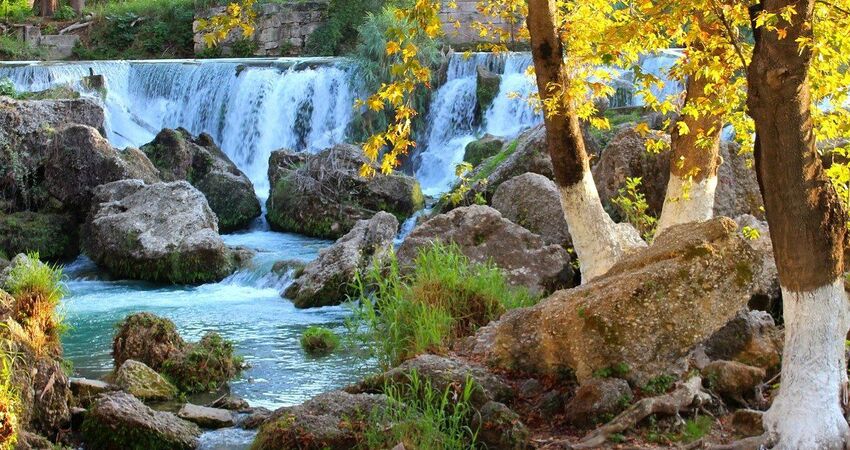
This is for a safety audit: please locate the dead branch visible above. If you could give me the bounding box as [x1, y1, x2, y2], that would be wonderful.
[574, 376, 710, 449]
[58, 21, 92, 34]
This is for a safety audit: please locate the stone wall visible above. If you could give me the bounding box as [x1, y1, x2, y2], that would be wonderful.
[10, 25, 79, 60]
[438, 0, 521, 48]
[193, 1, 328, 57]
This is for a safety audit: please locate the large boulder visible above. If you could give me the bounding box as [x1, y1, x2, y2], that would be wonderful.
[476, 66, 501, 115]
[44, 125, 160, 213]
[466, 218, 764, 385]
[491, 173, 571, 247]
[177, 404, 235, 429]
[397, 205, 574, 294]
[82, 392, 200, 450]
[266, 145, 424, 239]
[591, 128, 672, 218]
[564, 378, 633, 427]
[284, 212, 398, 308]
[701, 310, 783, 373]
[252, 391, 389, 450]
[734, 215, 780, 308]
[113, 360, 178, 402]
[590, 128, 764, 220]
[83, 180, 236, 284]
[113, 313, 186, 371]
[141, 128, 260, 232]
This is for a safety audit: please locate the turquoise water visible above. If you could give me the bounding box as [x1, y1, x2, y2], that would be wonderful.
[60, 227, 374, 448]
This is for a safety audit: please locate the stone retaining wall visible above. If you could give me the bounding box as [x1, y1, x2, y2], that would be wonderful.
[193, 1, 328, 57]
[439, 0, 521, 48]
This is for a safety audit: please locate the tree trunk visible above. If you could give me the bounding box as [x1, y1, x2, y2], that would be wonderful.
[70, 0, 84, 14]
[747, 0, 850, 448]
[526, 0, 645, 282]
[656, 73, 722, 234]
[39, 0, 57, 17]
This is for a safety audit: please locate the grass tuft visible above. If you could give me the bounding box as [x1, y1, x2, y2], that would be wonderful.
[3, 253, 67, 357]
[359, 370, 478, 450]
[300, 326, 339, 357]
[350, 242, 538, 369]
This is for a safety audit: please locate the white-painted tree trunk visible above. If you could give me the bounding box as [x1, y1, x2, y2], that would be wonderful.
[763, 278, 850, 450]
[558, 172, 647, 283]
[656, 175, 718, 235]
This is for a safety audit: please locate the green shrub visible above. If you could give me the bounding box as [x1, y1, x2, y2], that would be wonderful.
[350, 242, 538, 369]
[0, 36, 44, 61]
[230, 37, 258, 57]
[306, 0, 384, 56]
[0, 0, 33, 22]
[299, 326, 339, 357]
[77, 0, 195, 60]
[0, 78, 15, 98]
[0, 341, 19, 449]
[53, 4, 77, 20]
[612, 177, 657, 241]
[360, 370, 478, 450]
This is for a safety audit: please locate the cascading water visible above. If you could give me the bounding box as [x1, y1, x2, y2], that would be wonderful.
[0, 58, 355, 199]
[411, 51, 683, 196]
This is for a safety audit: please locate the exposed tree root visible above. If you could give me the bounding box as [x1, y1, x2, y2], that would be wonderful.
[706, 434, 766, 450]
[573, 376, 710, 449]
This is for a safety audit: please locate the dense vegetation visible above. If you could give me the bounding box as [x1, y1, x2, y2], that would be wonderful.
[350, 243, 537, 369]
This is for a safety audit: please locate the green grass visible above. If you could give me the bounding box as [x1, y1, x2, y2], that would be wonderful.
[0, 35, 45, 61]
[0, 339, 19, 450]
[2, 253, 67, 358]
[473, 139, 519, 182]
[0, 0, 33, 22]
[360, 370, 478, 450]
[350, 242, 538, 369]
[300, 326, 340, 356]
[160, 332, 243, 393]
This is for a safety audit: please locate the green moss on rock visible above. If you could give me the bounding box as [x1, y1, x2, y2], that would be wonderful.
[0, 211, 79, 262]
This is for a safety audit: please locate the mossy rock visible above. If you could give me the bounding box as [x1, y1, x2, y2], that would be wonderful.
[161, 332, 243, 394]
[113, 360, 179, 402]
[464, 135, 505, 167]
[476, 66, 501, 116]
[82, 392, 200, 450]
[0, 211, 79, 262]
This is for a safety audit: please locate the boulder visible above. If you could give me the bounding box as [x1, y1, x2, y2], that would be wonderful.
[113, 360, 178, 402]
[141, 128, 260, 232]
[491, 173, 571, 247]
[177, 403, 235, 429]
[70, 378, 119, 409]
[266, 145, 423, 239]
[702, 360, 765, 404]
[82, 392, 200, 450]
[731, 409, 764, 437]
[44, 125, 160, 212]
[446, 124, 554, 208]
[715, 142, 765, 219]
[564, 378, 633, 427]
[590, 128, 764, 221]
[466, 218, 763, 385]
[397, 205, 574, 294]
[353, 354, 514, 408]
[476, 66, 501, 115]
[734, 215, 780, 309]
[0, 211, 79, 262]
[701, 310, 783, 373]
[83, 180, 236, 284]
[591, 128, 672, 218]
[471, 401, 529, 450]
[464, 134, 505, 167]
[209, 395, 250, 411]
[253, 391, 389, 450]
[113, 313, 186, 372]
[284, 212, 398, 308]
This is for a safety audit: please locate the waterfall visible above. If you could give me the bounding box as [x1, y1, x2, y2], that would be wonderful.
[1, 51, 683, 201]
[0, 58, 356, 200]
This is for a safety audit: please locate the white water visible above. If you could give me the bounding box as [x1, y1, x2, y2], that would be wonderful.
[0, 58, 355, 199]
[412, 50, 683, 196]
